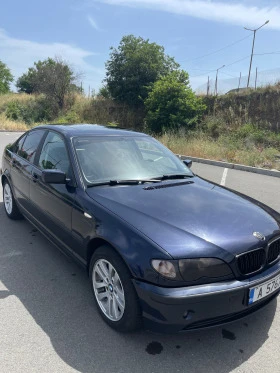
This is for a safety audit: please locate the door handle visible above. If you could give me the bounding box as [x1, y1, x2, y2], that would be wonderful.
[32, 172, 39, 183]
[11, 159, 16, 167]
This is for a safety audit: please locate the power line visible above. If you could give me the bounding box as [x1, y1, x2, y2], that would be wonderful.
[189, 51, 280, 76]
[220, 71, 239, 78]
[189, 51, 280, 79]
[255, 51, 280, 56]
[190, 72, 214, 78]
[187, 68, 216, 72]
[189, 56, 250, 78]
[180, 34, 252, 63]
[224, 55, 250, 68]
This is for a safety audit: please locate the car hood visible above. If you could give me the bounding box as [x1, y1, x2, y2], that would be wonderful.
[86, 177, 280, 260]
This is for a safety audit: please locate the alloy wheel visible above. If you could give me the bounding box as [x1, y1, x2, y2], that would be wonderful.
[92, 259, 125, 321]
[4, 183, 13, 215]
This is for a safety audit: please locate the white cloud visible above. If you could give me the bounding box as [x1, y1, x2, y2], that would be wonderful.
[0, 29, 104, 90]
[93, 0, 280, 29]
[87, 15, 101, 30]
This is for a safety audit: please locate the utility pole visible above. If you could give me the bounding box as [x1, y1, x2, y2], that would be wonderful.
[215, 65, 225, 96]
[238, 72, 242, 92]
[255, 67, 258, 89]
[244, 20, 269, 88]
[207, 76, 210, 96]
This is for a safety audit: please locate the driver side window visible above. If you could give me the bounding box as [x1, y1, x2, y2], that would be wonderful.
[38, 132, 71, 177]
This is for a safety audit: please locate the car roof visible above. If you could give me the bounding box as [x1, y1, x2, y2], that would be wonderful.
[35, 124, 148, 138]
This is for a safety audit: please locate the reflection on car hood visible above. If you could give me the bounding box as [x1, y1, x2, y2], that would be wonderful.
[86, 177, 280, 260]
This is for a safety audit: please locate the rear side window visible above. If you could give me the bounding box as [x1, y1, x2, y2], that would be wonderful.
[19, 130, 45, 163]
[14, 135, 27, 154]
[38, 131, 71, 177]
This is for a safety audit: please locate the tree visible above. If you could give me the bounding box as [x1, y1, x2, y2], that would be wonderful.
[16, 69, 36, 94]
[105, 35, 179, 107]
[97, 85, 111, 99]
[16, 57, 81, 109]
[0, 60, 13, 94]
[144, 71, 206, 134]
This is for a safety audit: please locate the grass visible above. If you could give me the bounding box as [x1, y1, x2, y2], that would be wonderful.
[0, 113, 28, 131]
[0, 93, 35, 111]
[157, 130, 280, 171]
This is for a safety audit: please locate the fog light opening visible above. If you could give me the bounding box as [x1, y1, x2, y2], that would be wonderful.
[183, 310, 194, 321]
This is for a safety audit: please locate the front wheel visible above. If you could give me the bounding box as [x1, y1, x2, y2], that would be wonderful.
[89, 246, 142, 332]
[3, 180, 23, 220]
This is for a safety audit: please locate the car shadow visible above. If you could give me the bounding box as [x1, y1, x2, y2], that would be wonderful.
[0, 202, 278, 373]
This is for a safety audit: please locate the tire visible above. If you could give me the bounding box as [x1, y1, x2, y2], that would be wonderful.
[89, 245, 142, 332]
[3, 180, 23, 220]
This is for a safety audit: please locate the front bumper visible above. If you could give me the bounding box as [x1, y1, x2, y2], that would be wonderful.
[133, 262, 280, 333]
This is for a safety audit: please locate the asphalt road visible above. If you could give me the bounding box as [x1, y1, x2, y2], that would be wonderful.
[0, 132, 279, 373]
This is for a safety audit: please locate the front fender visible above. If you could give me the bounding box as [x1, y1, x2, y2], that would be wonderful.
[74, 191, 172, 284]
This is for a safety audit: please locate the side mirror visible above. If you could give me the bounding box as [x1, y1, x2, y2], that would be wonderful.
[183, 159, 192, 169]
[41, 169, 66, 184]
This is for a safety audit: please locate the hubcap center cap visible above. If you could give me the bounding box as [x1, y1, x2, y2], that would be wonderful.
[108, 284, 113, 293]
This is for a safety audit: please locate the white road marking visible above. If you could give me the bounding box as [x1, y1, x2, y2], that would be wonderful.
[220, 168, 228, 186]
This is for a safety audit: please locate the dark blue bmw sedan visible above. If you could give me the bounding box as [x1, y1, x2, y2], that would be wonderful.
[1, 124, 280, 332]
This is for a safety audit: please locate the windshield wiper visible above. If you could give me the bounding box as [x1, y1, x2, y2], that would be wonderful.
[87, 175, 194, 187]
[87, 179, 161, 187]
[109, 179, 161, 186]
[157, 174, 194, 181]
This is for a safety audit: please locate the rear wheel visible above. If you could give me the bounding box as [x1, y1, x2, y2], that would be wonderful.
[3, 180, 23, 220]
[89, 246, 142, 332]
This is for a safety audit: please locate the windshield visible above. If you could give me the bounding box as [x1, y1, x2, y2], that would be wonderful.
[73, 135, 193, 185]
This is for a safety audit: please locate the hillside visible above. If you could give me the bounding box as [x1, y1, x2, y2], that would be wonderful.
[0, 88, 280, 170]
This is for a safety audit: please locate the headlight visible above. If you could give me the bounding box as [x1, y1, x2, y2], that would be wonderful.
[151, 260, 178, 279]
[179, 258, 232, 282]
[151, 258, 232, 282]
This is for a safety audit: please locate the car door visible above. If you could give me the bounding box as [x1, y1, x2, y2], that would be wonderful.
[29, 130, 77, 252]
[10, 130, 46, 212]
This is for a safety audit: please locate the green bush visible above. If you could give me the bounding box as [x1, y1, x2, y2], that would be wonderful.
[202, 115, 227, 138]
[199, 119, 280, 150]
[5, 101, 23, 121]
[55, 110, 81, 124]
[233, 124, 280, 148]
[144, 71, 206, 134]
[5, 98, 53, 124]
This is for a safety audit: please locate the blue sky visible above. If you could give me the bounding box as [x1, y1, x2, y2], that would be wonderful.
[1, 0, 280, 93]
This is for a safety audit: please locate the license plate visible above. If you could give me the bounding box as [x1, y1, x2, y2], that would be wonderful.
[248, 273, 280, 305]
